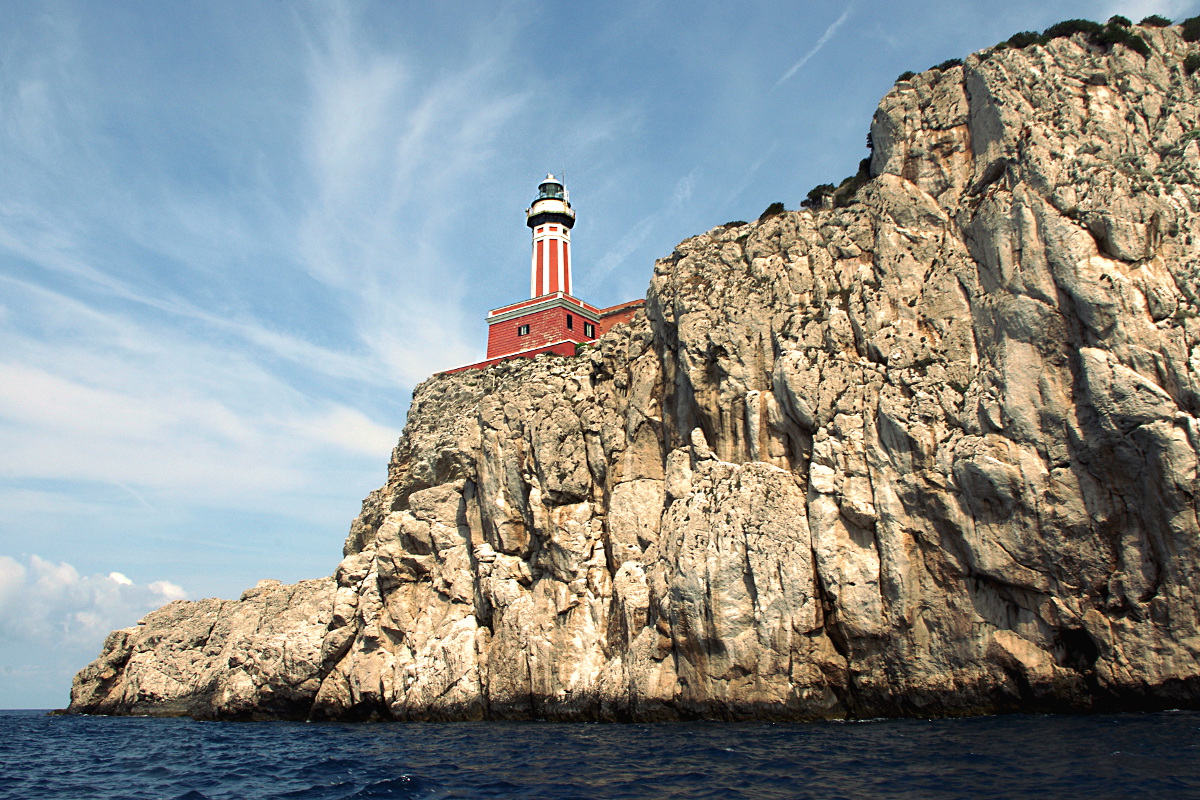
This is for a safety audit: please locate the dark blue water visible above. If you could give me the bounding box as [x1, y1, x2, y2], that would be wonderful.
[2, 710, 1199, 799]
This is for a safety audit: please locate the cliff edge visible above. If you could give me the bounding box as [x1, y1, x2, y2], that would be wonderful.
[70, 24, 1200, 720]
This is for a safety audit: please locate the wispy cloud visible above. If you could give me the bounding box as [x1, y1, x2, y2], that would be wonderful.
[670, 168, 700, 210]
[0, 2, 546, 545]
[579, 164, 705, 292]
[1, 0, 536, 404]
[586, 216, 658, 290]
[775, 4, 855, 88]
[0, 278, 401, 512]
[291, 4, 534, 378]
[722, 142, 780, 211]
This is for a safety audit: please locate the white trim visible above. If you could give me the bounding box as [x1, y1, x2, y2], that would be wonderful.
[526, 197, 576, 222]
[563, 237, 570, 295]
[530, 240, 537, 297]
[495, 339, 576, 359]
[487, 295, 601, 324]
[557, 239, 565, 294]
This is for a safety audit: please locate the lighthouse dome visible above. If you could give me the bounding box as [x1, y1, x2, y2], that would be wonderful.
[527, 172, 576, 229]
[537, 174, 565, 201]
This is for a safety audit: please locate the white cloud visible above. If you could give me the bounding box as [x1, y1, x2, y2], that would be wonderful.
[0, 554, 187, 649]
[150, 580, 185, 600]
[671, 169, 700, 210]
[298, 406, 405, 457]
[0, 555, 24, 613]
[0, 357, 381, 502]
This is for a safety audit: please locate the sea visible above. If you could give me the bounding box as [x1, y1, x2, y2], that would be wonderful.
[2, 710, 1199, 799]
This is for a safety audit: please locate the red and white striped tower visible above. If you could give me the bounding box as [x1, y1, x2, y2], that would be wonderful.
[526, 174, 575, 298]
[456, 173, 645, 369]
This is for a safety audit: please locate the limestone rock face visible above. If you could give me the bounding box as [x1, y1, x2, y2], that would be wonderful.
[71, 26, 1200, 719]
[68, 579, 336, 719]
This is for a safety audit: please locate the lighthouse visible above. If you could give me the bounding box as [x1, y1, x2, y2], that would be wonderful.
[446, 173, 645, 372]
[527, 174, 575, 297]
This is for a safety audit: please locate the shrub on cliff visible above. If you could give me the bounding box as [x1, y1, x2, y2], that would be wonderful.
[801, 184, 836, 209]
[913, 17, 1154, 82]
[802, 146, 873, 212]
[1005, 31, 1042, 49]
[1091, 22, 1151, 56]
[832, 159, 872, 209]
[1043, 19, 1104, 40]
[1185, 53, 1200, 75]
[1183, 16, 1200, 42]
[1023, 17, 1149, 57]
[758, 202, 786, 221]
[1125, 34, 1152, 57]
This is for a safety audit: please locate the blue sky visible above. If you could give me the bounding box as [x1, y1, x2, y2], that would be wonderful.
[1, 0, 1195, 708]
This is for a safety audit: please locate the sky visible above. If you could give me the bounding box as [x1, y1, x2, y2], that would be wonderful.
[2, 0, 1196, 709]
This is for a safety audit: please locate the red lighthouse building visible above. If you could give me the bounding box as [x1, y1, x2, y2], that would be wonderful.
[449, 174, 643, 373]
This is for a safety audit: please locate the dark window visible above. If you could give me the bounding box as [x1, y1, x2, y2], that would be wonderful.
[566, 314, 574, 330]
[517, 324, 530, 336]
[584, 322, 595, 337]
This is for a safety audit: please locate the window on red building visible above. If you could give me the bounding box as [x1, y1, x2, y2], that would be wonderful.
[518, 324, 529, 336]
[566, 314, 574, 330]
[584, 322, 595, 337]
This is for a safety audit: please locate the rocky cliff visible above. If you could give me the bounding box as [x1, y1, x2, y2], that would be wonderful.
[70, 24, 1200, 720]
